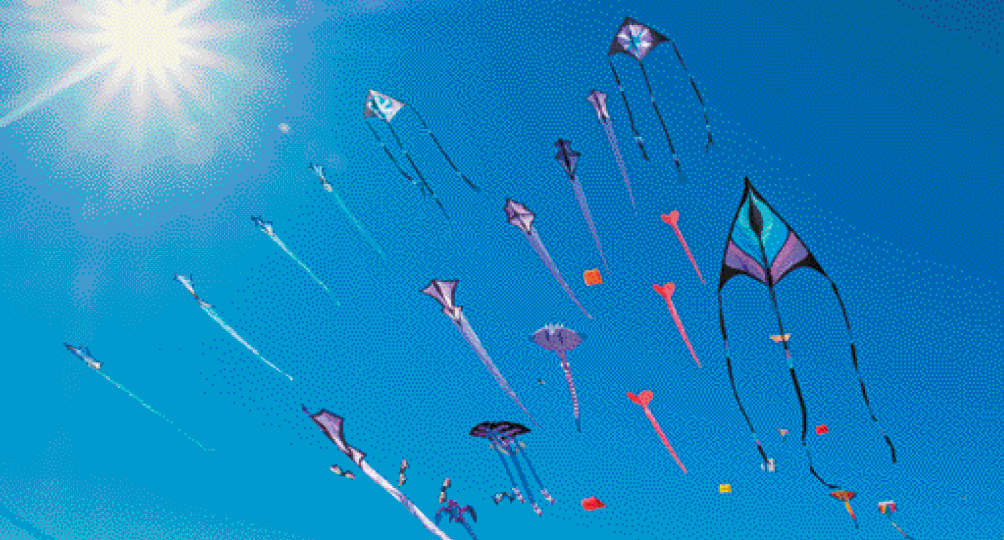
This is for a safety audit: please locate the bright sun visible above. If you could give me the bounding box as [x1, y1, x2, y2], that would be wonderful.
[1, 0, 238, 129]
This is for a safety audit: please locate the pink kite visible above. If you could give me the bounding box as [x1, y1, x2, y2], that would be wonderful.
[627, 390, 687, 473]
[661, 211, 704, 284]
[652, 282, 701, 368]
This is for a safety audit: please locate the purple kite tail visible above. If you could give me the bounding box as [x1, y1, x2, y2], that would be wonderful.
[557, 350, 581, 432]
[601, 121, 636, 212]
[570, 180, 610, 272]
[457, 316, 539, 427]
[527, 229, 593, 319]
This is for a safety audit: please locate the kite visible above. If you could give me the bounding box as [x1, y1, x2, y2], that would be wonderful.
[581, 497, 606, 511]
[554, 139, 610, 271]
[760, 458, 777, 472]
[531, 324, 585, 432]
[470, 421, 555, 516]
[815, 424, 830, 435]
[251, 216, 337, 300]
[399, 459, 410, 486]
[65, 344, 212, 450]
[878, 500, 914, 539]
[652, 282, 701, 368]
[587, 89, 636, 211]
[719, 484, 732, 494]
[330, 464, 356, 479]
[505, 198, 593, 319]
[607, 17, 713, 166]
[492, 492, 518, 504]
[661, 211, 705, 284]
[439, 477, 452, 504]
[422, 279, 538, 425]
[363, 90, 478, 218]
[830, 491, 859, 528]
[308, 164, 388, 262]
[175, 274, 293, 381]
[435, 501, 478, 540]
[717, 178, 897, 489]
[770, 333, 791, 343]
[583, 269, 603, 286]
[303, 406, 455, 540]
[626, 390, 687, 473]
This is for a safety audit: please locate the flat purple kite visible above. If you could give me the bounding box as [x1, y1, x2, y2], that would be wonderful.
[505, 198, 593, 319]
[554, 139, 610, 272]
[531, 324, 585, 432]
[422, 279, 538, 426]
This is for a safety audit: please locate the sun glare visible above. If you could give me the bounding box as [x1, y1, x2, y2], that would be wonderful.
[100, 1, 186, 77]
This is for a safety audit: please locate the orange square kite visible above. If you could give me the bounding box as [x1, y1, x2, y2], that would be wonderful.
[583, 269, 603, 286]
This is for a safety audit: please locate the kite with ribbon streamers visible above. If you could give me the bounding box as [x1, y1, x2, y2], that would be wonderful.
[717, 178, 897, 489]
[587, 90, 636, 211]
[364, 90, 479, 218]
[607, 17, 713, 177]
[554, 139, 610, 271]
[470, 421, 555, 516]
[505, 199, 593, 319]
[626, 390, 687, 473]
[531, 323, 586, 432]
[422, 280, 538, 425]
[303, 406, 455, 540]
[175, 274, 293, 381]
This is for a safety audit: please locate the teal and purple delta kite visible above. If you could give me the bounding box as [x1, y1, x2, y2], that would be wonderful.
[717, 178, 897, 489]
[607, 17, 713, 179]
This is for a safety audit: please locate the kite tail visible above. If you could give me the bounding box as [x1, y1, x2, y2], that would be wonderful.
[665, 299, 701, 368]
[829, 280, 898, 464]
[386, 121, 448, 217]
[790, 367, 840, 490]
[460, 521, 478, 540]
[607, 57, 649, 160]
[570, 179, 610, 273]
[643, 407, 687, 473]
[411, 108, 480, 192]
[203, 305, 294, 381]
[503, 442, 541, 514]
[669, 222, 705, 284]
[527, 229, 593, 319]
[96, 371, 213, 451]
[669, 42, 714, 151]
[720, 293, 771, 467]
[638, 62, 685, 181]
[358, 460, 456, 540]
[457, 317, 539, 427]
[493, 447, 524, 502]
[514, 444, 555, 504]
[886, 514, 914, 539]
[369, 119, 450, 220]
[557, 351, 581, 432]
[600, 121, 637, 211]
[366, 120, 419, 186]
[270, 235, 336, 298]
[327, 187, 389, 262]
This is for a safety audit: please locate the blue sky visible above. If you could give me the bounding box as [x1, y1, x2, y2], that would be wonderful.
[1, 0, 1001, 539]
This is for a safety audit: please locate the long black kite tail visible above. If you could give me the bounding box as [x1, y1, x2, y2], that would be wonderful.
[365, 120, 417, 186]
[607, 57, 650, 161]
[767, 284, 841, 490]
[829, 279, 898, 463]
[719, 293, 771, 468]
[638, 61, 686, 182]
[670, 42, 714, 151]
[385, 122, 450, 221]
[411, 107, 480, 192]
